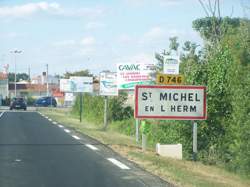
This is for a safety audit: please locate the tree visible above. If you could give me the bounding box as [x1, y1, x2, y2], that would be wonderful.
[8, 72, 29, 82]
[63, 69, 92, 79]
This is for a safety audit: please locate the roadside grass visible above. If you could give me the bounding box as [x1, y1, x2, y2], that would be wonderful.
[39, 108, 250, 187]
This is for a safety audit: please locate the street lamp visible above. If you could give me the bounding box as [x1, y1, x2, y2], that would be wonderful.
[10, 50, 22, 98]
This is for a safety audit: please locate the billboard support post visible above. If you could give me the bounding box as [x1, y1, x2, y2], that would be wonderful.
[79, 93, 83, 122]
[103, 96, 108, 130]
[193, 121, 197, 161]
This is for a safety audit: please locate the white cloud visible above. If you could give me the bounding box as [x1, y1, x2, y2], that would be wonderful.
[80, 37, 96, 46]
[0, 2, 105, 19]
[0, 2, 61, 18]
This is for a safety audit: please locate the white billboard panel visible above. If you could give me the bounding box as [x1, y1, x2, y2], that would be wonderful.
[99, 72, 118, 96]
[117, 63, 155, 90]
[69, 76, 93, 93]
[60, 79, 72, 92]
[135, 85, 206, 120]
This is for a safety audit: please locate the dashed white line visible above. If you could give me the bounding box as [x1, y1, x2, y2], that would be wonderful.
[64, 129, 71, 133]
[45, 116, 49, 119]
[72, 135, 80, 140]
[48, 118, 52, 121]
[85, 144, 99, 151]
[107, 158, 130, 170]
[52, 121, 58, 125]
[0, 112, 5, 118]
[58, 125, 64, 128]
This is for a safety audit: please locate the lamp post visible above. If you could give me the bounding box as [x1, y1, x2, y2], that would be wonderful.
[10, 50, 22, 98]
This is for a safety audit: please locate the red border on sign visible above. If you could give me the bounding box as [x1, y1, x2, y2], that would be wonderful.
[135, 85, 207, 120]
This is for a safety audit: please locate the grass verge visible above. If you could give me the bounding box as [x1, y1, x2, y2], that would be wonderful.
[39, 108, 250, 187]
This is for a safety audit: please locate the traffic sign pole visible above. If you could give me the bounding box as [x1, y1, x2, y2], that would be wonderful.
[193, 121, 197, 161]
[135, 119, 139, 143]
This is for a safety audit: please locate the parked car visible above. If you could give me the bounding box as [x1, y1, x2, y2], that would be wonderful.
[34, 96, 57, 107]
[10, 97, 27, 110]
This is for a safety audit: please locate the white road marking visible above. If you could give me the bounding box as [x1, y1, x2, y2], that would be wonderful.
[45, 116, 48, 119]
[48, 118, 52, 121]
[0, 112, 5, 118]
[58, 125, 64, 128]
[52, 121, 57, 125]
[64, 129, 71, 133]
[85, 144, 99, 151]
[107, 158, 130, 170]
[72, 135, 80, 140]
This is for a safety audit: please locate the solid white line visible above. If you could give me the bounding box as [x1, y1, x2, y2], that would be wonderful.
[64, 129, 71, 133]
[85, 144, 99, 151]
[107, 158, 130, 170]
[58, 125, 64, 128]
[72, 135, 80, 140]
[0, 112, 5, 118]
[52, 121, 57, 125]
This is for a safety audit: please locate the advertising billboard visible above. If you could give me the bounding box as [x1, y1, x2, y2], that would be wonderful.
[99, 72, 118, 96]
[69, 76, 93, 93]
[117, 63, 155, 90]
[60, 79, 72, 92]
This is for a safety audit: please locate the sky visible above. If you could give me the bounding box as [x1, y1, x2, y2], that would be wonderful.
[0, 0, 248, 77]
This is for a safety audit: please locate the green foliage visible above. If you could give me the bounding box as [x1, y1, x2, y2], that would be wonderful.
[8, 72, 29, 82]
[192, 17, 241, 43]
[72, 92, 133, 126]
[63, 70, 92, 78]
[26, 97, 36, 106]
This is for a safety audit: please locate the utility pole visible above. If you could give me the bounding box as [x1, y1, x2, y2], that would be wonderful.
[10, 50, 22, 98]
[28, 66, 31, 83]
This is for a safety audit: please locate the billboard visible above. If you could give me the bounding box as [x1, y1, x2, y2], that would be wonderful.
[99, 72, 118, 96]
[117, 63, 155, 90]
[164, 56, 180, 75]
[69, 76, 93, 93]
[60, 79, 72, 92]
[135, 85, 206, 120]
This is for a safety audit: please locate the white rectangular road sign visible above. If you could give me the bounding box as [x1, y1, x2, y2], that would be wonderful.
[164, 56, 180, 75]
[99, 72, 118, 96]
[135, 85, 206, 120]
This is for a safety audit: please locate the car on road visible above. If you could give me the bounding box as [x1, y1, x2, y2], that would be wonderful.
[10, 97, 27, 110]
[34, 96, 57, 107]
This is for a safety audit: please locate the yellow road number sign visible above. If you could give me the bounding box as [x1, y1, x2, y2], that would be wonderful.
[156, 73, 184, 85]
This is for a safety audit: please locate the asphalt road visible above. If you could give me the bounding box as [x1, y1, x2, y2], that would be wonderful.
[0, 111, 168, 187]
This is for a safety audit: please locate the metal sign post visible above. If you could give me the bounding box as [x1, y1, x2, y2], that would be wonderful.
[103, 96, 108, 130]
[135, 119, 140, 143]
[79, 93, 83, 122]
[193, 121, 198, 161]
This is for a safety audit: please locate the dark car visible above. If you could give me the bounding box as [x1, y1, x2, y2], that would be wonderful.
[10, 98, 27, 110]
[35, 96, 57, 107]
